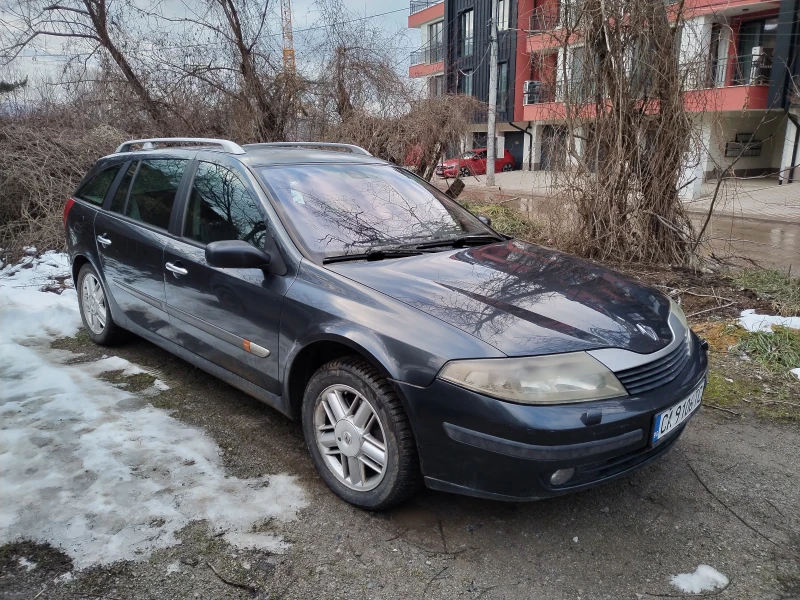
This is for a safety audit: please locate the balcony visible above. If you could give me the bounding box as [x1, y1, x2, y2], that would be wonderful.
[411, 44, 445, 66]
[529, 7, 560, 32]
[409, 43, 444, 78]
[408, 0, 444, 27]
[410, 0, 441, 14]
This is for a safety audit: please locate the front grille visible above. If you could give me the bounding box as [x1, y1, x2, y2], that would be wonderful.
[615, 340, 690, 395]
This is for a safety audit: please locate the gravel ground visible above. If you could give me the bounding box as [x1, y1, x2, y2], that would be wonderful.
[1, 330, 799, 600]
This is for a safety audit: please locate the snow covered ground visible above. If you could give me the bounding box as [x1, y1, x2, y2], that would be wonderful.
[0, 252, 306, 570]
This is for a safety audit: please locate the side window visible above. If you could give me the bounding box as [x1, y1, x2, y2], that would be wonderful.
[109, 161, 138, 213]
[125, 159, 188, 230]
[75, 164, 121, 205]
[184, 162, 266, 248]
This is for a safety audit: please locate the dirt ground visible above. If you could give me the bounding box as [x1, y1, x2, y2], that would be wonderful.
[2, 324, 799, 600]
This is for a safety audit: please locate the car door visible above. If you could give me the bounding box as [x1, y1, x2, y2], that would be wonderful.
[95, 157, 191, 342]
[163, 158, 290, 395]
[473, 150, 488, 175]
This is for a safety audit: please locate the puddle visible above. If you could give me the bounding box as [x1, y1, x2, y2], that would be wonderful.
[690, 214, 799, 275]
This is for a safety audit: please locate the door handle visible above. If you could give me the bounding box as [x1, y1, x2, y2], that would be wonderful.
[97, 234, 112, 247]
[165, 261, 188, 276]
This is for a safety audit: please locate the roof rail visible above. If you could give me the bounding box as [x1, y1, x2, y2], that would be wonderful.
[246, 142, 372, 156]
[115, 137, 246, 155]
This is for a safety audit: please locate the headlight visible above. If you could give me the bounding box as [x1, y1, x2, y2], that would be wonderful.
[669, 297, 693, 353]
[438, 352, 627, 405]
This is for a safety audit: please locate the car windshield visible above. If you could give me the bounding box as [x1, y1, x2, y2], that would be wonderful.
[258, 164, 494, 260]
[460, 151, 477, 159]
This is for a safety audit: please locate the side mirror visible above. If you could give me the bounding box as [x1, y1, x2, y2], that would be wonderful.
[478, 215, 492, 227]
[206, 240, 271, 269]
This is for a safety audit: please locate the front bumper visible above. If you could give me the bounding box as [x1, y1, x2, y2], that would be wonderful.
[396, 337, 708, 501]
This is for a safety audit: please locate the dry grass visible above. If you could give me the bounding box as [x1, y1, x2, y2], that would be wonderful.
[0, 121, 128, 259]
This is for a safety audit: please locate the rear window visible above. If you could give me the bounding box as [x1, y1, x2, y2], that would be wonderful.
[75, 165, 121, 205]
[109, 162, 138, 213]
[124, 159, 188, 230]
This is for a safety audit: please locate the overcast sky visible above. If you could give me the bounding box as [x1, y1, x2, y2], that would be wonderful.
[1, 0, 418, 83]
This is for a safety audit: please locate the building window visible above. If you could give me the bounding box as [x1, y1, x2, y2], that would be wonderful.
[458, 69, 473, 96]
[428, 21, 443, 63]
[459, 10, 474, 57]
[734, 17, 777, 85]
[429, 74, 445, 97]
[496, 62, 508, 109]
[494, 0, 509, 31]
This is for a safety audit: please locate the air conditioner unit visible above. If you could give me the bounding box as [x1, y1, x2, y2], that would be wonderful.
[751, 46, 763, 57]
[523, 80, 541, 105]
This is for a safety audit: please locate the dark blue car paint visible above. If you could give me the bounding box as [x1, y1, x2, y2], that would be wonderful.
[66, 145, 708, 501]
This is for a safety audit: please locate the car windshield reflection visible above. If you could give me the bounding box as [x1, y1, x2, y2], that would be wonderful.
[258, 165, 493, 261]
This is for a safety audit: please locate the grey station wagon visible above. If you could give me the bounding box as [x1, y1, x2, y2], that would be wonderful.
[65, 138, 708, 509]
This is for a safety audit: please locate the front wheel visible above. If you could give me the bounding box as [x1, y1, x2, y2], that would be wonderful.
[302, 356, 421, 510]
[459, 166, 471, 178]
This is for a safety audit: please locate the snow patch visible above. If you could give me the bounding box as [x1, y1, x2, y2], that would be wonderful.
[738, 309, 800, 333]
[791, 368, 800, 381]
[0, 253, 306, 570]
[17, 557, 37, 571]
[54, 572, 73, 584]
[153, 379, 170, 391]
[165, 561, 181, 575]
[670, 565, 729, 594]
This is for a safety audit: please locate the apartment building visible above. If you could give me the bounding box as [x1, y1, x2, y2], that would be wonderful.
[408, 0, 800, 197]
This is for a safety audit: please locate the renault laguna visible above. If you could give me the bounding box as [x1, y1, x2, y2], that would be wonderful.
[65, 138, 708, 509]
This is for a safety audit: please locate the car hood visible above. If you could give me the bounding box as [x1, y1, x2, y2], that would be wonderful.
[440, 159, 460, 168]
[328, 240, 674, 357]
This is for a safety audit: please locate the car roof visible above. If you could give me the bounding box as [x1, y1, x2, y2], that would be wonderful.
[102, 138, 389, 168]
[242, 146, 387, 168]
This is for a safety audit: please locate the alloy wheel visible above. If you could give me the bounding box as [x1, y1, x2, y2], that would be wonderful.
[503, 163, 513, 172]
[313, 384, 388, 491]
[81, 273, 107, 334]
[459, 167, 470, 178]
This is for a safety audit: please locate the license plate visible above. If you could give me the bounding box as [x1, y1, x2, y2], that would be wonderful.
[651, 382, 704, 444]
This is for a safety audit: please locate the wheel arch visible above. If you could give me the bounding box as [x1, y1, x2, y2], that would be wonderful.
[284, 335, 399, 421]
[71, 253, 92, 286]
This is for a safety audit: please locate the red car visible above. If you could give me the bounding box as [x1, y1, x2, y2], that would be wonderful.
[436, 148, 516, 178]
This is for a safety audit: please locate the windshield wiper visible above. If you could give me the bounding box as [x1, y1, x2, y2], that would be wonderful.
[322, 249, 423, 264]
[414, 234, 505, 250]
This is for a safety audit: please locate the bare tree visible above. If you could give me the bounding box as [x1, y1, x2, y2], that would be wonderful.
[0, 0, 164, 123]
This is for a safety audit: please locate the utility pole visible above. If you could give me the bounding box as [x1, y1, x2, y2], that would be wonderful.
[486, 7, 498, 186]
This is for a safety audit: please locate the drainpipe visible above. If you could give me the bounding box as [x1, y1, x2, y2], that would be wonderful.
[786, 112, 799, 184]
[509, 122, 533, 170]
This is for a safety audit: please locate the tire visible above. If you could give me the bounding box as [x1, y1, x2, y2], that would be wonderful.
[502, 163, 513, 172]
[459, 166, 471, 178]
[302, 356, 421, 510]
[76, 263, 126, 345]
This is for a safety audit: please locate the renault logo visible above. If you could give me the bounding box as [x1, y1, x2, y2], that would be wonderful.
[637, 323, 659, 341]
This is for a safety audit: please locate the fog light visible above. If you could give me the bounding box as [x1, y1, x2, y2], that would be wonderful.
[549, 468, 575, 486]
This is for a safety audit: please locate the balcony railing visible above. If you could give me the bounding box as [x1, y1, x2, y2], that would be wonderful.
[732, 55, 773, 86]
[523, 79, 599, 104]
[523, 80, 558, 104]
[410, 0, 442, 15]
[411, 43, 444, 66]
[529, 7, 560, 32]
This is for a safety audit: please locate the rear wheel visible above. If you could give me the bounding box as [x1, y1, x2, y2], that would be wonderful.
[502, 163, 513, 172]
[302, 356, 421, 510]
[76, 263, 125, 345]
